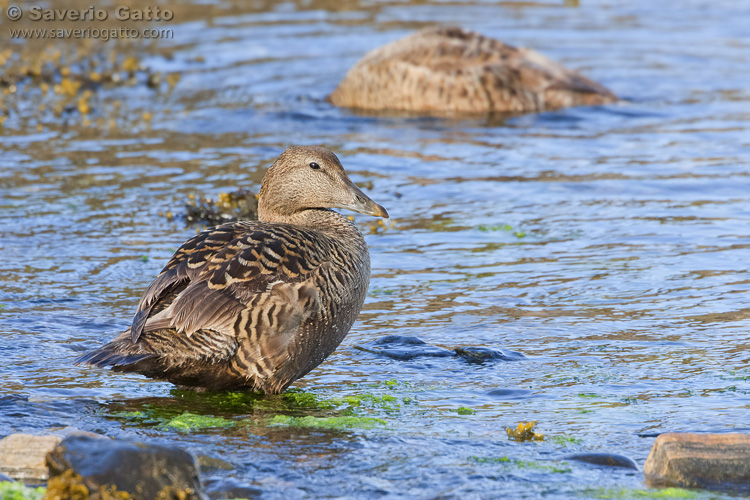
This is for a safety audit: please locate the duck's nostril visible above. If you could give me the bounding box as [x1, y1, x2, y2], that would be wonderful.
[356, 195, 366, 204]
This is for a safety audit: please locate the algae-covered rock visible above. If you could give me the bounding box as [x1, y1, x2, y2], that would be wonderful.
[0, 433, 62, 483]
[46, 436, 206, 500]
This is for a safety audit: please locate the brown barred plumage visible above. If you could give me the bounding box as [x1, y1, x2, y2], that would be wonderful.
[76, 146, 389, 394]
[328, 27, 617, 114]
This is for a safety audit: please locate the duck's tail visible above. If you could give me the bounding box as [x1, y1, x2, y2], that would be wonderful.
[74, 329, 157, 369]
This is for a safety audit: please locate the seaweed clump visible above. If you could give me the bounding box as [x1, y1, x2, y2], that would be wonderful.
[506, 421, 544, 442]
[0, 46, 179, 130]
[183, 189, 258, 226]
[43, 469, 133, 500]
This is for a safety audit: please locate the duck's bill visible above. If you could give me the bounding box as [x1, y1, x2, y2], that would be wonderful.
[339, 182, 390, 219]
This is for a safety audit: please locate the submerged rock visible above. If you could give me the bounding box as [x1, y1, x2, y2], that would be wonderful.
[357, 335, 454, 360]
[454, 346, 525, 363]
[644, 433, 750, 491]
[486, 388, 534, 400]
[358, 336, 528, 365]
[567, 453, 639, 470]
[46, 435, 206, 499]
[0, 433, 62, 483]
[183, 189, 259, 226]
[204, 477, 262, 499]
[329, 26, 617, 115]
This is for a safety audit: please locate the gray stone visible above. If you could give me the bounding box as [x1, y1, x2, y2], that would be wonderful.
[0, 433, 62, 483]
[47, 435, 207, 499]
[644, 432, 750, 491]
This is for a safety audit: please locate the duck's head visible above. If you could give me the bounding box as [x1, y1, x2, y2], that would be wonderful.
[258, 145, 389, 223]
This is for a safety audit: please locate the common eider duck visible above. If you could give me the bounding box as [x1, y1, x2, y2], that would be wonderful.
[328, 27, 617, 114]
[77, 146, 389, 394]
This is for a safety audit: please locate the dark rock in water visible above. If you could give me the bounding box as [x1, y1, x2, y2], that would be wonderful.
[356, 335, 454, 360]
[455, 346, 525, 363]
[47, 435, 206, 499]
[486, 388, 534, 400]
[184, 189, 258, 226]
[204, 476, 263, 499]
[567, 453, 639, 470]
[644, 432, 750, 492]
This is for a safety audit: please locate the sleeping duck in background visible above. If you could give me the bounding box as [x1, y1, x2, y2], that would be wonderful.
[329, 26, 617, 114]
[77, 146, 389, 394]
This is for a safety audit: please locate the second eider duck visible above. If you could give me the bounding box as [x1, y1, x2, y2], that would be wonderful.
[329, 26, 617, 114]
[76, 146, 389, 394]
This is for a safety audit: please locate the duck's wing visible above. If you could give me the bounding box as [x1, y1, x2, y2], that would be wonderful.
[130, 223, 244, 342]
[133, 222, 326, 361]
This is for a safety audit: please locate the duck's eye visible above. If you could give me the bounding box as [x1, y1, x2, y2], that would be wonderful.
[309, 162, 320, 170]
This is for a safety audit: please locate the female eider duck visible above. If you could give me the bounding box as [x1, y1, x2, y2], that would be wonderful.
[329, 27, 617, 114]
[77, 146, 388, 394]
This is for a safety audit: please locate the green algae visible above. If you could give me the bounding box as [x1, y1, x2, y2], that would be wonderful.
[455, 407, 476, 415]
[514, 460, 571, 473]
[0, 482, 46, 500]
[477, 223, 513, 232]
[553, 435, 583, 446]
[468, 457, 570, 473]
[270, 415, 387, 430]
[384, 378, 399, 388]
[159, 412, 236, 431]
[584, 487, 702, 499]
[107, 382, 416, 433]
[469, 456, 511, 464]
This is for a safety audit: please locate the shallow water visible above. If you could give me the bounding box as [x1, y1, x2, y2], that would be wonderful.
[2, 0, 750, 498]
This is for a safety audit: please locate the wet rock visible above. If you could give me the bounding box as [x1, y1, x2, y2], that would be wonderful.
[567, 453, 639, 470]
[356, 335, 454, 361]
[0, 433, 62, 483]
[197, 454, 233, 472]
[47, 435, 206, 499]
[644, 432, 750, 491]
[50, 426, 110, 440]
[454, 346, 525, 363]
[184, 189, 259, 226]
[204, 477, 262, 499]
